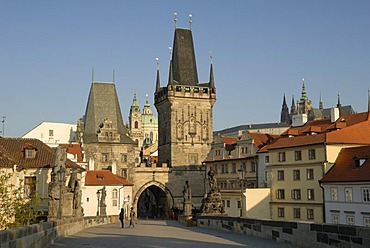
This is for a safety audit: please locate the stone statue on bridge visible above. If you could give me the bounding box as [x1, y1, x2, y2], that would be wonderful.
[200, 165, 224, 215]
[182, 180, 192, 216]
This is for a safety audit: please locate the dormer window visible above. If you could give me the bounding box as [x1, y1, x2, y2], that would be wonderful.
[96, 174, 104, 180]
[23, 144, 37, 159]
[354, 157, 367, 167]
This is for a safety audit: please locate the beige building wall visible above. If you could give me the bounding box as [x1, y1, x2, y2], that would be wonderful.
[268, 144, 325, 223]
[245, 188, 271, 219]
[268, 142, 367, 223]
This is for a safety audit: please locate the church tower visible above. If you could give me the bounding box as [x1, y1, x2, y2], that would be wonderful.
[280, 94, 290, 124]
[155, 27, 216, 167]
[81, 81, 138, 176]
[129, 92, 143, 147]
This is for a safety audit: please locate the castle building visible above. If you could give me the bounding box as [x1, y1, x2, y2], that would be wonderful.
[280, 79, 355, 125]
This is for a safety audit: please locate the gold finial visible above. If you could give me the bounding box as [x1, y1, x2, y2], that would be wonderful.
[189, 13, 193, 30]
[210, 51, 213, 64]
[112, 69, 115, 83]
[174, 12, 178, 28]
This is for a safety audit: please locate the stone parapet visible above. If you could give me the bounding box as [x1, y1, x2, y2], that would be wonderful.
[197, 216, 370, 248]
[0, 215, 118, 248]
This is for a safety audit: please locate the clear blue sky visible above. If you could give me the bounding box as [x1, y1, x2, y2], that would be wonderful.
[1, 1, 370, 137]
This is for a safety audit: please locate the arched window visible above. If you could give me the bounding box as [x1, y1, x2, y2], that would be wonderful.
[150, 132, 153, 141]
[134, 121, 138, 129]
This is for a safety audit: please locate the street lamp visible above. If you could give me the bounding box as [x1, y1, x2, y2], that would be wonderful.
[96, 190, 101, 216]
[238, 168, 246, 218]
[57, 165, 65, 219]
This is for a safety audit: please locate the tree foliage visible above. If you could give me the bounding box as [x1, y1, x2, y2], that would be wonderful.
[0, 171, 43, 230]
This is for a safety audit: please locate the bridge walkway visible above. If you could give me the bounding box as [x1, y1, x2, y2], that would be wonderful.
[49, 219, 298, 248]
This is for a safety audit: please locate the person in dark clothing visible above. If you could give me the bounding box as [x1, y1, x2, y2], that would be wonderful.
[119, 208, 125, 228]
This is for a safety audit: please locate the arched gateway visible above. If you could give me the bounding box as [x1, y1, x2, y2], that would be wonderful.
[133, 181, 173, 219]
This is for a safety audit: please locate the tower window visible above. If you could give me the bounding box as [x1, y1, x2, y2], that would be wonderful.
[102, 153, 108, 162]
[134, 121, 138, 129]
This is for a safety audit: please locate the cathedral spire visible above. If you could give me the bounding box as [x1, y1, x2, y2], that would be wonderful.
[291, 95, 297, 115]
[280, 94, 289, 124]
[155, 58, 161, 93]
[300, 78, 307, 101]
[319, 91, 323, 110]
[209, 52, 215, 88]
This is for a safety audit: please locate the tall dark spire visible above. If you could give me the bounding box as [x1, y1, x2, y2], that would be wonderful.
[168, 60, 174, 85]
[319, 92, 323, 110]
[300, 78, 307, 101]
[155, 59, 161, 93]
[291, 95, 296, 115]
[337, 93, 341, 108]
[280, 94, 290, 124]
[171, 28, 198, 85]
[209, 60, 215, 88]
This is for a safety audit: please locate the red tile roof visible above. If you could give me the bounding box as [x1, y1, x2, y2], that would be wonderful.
[266, 112, 370, 150]
[0, 137, 84, 171]
[0, 146, 16, 168]
[221, 136, 238, 145]
[60, 143, 83, 162]
[85, 170, 133, 186]
[248, 133, 279, 149]
[320, 145, 370, 182]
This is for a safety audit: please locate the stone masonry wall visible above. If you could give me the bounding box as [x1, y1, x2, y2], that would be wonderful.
[197, 216, 370, 248]
[0, 215, 118, 248]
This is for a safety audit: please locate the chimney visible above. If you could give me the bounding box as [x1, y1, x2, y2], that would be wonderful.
[331, 107, 340, 123]
[292, 113, 308, 127]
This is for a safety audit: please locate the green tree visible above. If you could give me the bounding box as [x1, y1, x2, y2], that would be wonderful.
[0, 171, 43, 230]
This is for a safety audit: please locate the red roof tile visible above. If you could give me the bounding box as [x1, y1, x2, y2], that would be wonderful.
[266, 112, 370, 150]
[320, 145, 370, 182]
[60, 143, 83, 162]
[221, 136, 238, 145]
[248, 133, 279, 149]
[0, 137, 84, 171]
[85, 170, 133, 186]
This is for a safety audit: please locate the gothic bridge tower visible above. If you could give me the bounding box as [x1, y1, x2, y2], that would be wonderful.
[155, 27, 216, 167]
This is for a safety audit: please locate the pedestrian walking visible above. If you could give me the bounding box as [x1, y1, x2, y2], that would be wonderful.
[129, 207, 135, 228]
[119, 208, 125, 228]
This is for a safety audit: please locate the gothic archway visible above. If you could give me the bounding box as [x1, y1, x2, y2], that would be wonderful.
[134, 181, 173, 219]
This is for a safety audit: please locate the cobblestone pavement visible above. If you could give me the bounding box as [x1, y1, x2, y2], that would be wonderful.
[49, 219, 298, 248]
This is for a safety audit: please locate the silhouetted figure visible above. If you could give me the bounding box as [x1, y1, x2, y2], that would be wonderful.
[119, 208, 125, 228]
